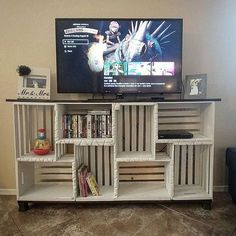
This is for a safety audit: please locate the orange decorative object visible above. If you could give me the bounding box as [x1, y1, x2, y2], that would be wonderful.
[33, 128, 50, 155]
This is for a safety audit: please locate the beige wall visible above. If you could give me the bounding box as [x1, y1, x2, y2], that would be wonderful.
[1, 0, 236, 190]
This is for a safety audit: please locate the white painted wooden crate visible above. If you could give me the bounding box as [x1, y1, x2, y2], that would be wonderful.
[75, 145, 114, 201]
[173, 144, 213, 200]
[115, 104, 157, 161]
[13, 103, 55, 161]
[116, 161, 172, 200]
[157, 102, 215, 141]
[17, 161, 74, 201]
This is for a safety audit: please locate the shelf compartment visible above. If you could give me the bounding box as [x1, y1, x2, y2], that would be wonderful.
[76, 186, 114, 201]
[116, 151, 154, 162]
[17, 161, 74, 201]
[55, 143, 74, 162]
[156, 134, 213, 145]
[173, 185, 211, 200]
[75, 145, 114, 198]
[55, 103, 112, 140]
[18, 183, 74, 201]
[173, 144, 212, 199]
[155, 143, 172, 162]
[117, 182, 170, 200]
[116, 161, 171, 200]
[115, 104, 156, 156]
[157, 102, 215, 141]
[14, 104, 55, 159]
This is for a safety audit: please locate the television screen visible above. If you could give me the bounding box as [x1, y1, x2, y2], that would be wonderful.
[56, 18, 183, 94]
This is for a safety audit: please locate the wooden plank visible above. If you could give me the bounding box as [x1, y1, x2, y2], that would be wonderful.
[158, 103, 200, 110]
[145, 106, 151, 151]
[174, 145, 180, 185]
[194, 145, 200, 185]
[14, 105, 20, 158]
[180, 145, 187, 185]
[119, 174, 164, 181]
[37, 162, 71, 167]
[25, 105, 31, 153]
[83, 146, 89, 166]
[36, 168, 72, 174]
[45, 106, 52, 149]
[158, 110, 200, 117]
[131, 106, 137, 151]
[187, 145, 193, 185]
[138, 106, 144, 151]
[37, 105, 44, 129]
[18, 105, 24, 156]
[119, 161, 164, 167]
[159, 124, 200, 131]
[32, 106, 38, 142]
[119, 167, 164, 174]
[124, 106, 130, 152]
[158, 116, 201, 124]
[110, 147, 114, 186]
[39, 174, 72, 180]
[97, 146, 103, 186]
[104, 146, 110, 186]
[22, 105, 27, 154]
[117, 106, 123, 152]
[90, 146, 96, 176]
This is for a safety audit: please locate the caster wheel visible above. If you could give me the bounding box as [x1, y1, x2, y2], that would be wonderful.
[18, 202, 29, 212]
[201, 200, 212, 210]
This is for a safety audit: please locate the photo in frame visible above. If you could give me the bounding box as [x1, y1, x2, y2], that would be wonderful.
[17, 67, 50, 100]
[184, 74, 207, 99]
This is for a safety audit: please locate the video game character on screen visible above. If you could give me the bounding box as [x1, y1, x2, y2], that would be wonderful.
[86, 20, 176, 75]
[105, 21, 121, 46]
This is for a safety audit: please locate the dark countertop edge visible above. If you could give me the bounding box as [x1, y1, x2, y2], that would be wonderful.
[6, 98, 222, 103]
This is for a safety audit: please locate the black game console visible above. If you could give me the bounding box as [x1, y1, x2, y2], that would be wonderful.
[158, 130, 193, 139]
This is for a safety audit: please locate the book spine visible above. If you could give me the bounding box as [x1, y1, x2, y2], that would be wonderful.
[71, 115, 78, 138]
[101, 115, 106, 138]
[87, 114, 92, 138]
[90, 175, 99, 196]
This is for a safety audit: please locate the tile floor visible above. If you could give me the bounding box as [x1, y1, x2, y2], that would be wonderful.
[0, 192, 236, 236]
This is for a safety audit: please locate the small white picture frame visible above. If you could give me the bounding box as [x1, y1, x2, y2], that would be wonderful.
[17, 67, 50, 100]
[184, 74, 207, 99]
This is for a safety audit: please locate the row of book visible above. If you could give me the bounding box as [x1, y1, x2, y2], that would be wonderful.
[77, 163, 100, 197]
[62, 110, 112, 138]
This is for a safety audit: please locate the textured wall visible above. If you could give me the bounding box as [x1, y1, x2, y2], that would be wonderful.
[1, 0, 236, 190]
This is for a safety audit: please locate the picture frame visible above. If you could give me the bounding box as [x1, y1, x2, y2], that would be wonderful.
[17, 67, 50, 100]
[184, 74, 207, 99]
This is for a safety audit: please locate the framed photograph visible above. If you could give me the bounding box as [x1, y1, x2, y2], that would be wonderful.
[17, 67, 50, 100]
[184, 74, 207, 99]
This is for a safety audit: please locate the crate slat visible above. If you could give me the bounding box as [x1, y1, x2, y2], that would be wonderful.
[97, 146, 103, 186]
[124, 106, 130, 152]
[138, 106, 144, 151]
[187, 145, 193, 185]
[119, 174, 164, 181]
[104, 146, 110, 186]
[131, 106, 137, 151]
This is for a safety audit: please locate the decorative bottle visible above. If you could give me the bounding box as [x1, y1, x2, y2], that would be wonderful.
[33, 128, 50, 155]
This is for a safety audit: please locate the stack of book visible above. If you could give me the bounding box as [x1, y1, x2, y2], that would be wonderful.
[62, 110, 112, 138]
[77, 163, 100, 197]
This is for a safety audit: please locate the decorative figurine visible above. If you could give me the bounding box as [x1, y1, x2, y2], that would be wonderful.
[33, 128, 50, 155]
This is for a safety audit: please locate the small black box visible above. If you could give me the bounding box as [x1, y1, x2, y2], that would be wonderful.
[158, 130, 193, 139]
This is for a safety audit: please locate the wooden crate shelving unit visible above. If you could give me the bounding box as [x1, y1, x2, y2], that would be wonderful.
[8, 99, 219, 211]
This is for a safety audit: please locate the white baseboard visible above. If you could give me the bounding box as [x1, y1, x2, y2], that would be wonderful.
[0, 189, 16, 195]
[213, 185, 228, 192]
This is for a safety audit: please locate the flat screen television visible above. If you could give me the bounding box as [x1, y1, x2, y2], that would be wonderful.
[56, 18, 183, 95]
